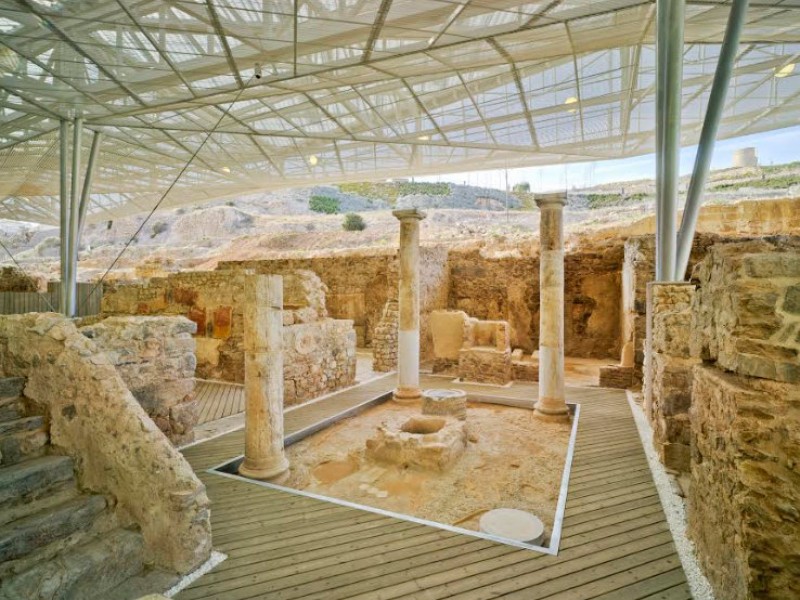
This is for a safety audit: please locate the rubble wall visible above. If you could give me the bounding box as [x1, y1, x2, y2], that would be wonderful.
[447, 242, 623, 358]
[645, 283, 700, 472]
[101, 270, 356, 405]
[79, 316, 199, 445]
[0, 266, 45, 292]
[218, 246, 450, 360]
[622, 233, 729, 389]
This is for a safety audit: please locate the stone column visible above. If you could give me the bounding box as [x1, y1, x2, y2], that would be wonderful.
[239, 274, 290, 480]
[392, 208, 427, 403]
[534, 193, 569, 419]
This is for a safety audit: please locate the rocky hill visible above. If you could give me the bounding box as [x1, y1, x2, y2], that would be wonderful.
[1, 164, 798, 283]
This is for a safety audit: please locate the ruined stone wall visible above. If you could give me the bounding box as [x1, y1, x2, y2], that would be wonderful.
[218, 251, 396, 348]
[218, 246, 450, 360]
[101, 270, 356, 405]
[675, 237, 800, 600]
[447, 241, 623, 358]
[79, 316, 199, 445]
[0, 266, 45, 292]
[0, 314, 211, 573]
[645, 283, 700, 472]
[618, 233, 730, 390]
[372, 300, 398, 372]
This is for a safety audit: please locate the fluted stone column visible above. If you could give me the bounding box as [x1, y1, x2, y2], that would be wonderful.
[239, 274, 290, 480]
[392, 208, 426, 403]
[534, 193, 569, 420]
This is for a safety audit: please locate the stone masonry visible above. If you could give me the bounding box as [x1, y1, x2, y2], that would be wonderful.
[101, 269, 356, 406]
[458, 319, 512, 385]
[79, 316, 199, 445]
[372, 300, 398, 372]
[685, 237, 800, 600]
[645, 283, 700, 472]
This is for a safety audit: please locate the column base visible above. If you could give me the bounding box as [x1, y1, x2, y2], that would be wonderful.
[393, 386, 422, 405]
[238, 455, 290, 481]
[534, 399, 570, 422]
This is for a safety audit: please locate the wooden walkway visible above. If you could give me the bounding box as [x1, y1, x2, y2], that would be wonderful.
[195, 380, 245, 424]
[178, 374, 690, 600]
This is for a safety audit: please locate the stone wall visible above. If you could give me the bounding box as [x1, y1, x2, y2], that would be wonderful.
[615, 233, 731, 390]
[447, 241, 623, 358]
[79, 316, 199, 445]
[690, 367, 800, 600]
[0, 314, 211, 573]
[372, 300, 398, 372]
[644, 283, 700, 472]
[651, 236, 800, 599]
[218, 245, 450, 361]
[0, 266, 45, 292]
[101, 270, 357, 406]
[219, 251, 396, 348]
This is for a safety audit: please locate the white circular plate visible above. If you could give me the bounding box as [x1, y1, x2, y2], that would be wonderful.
[479, 508, 545, 544]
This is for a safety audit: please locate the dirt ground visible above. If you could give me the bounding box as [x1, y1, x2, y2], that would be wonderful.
[282, 401, 572, 539]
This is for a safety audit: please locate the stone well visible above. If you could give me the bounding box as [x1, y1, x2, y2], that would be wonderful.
[422, 388, 467, 420]
[365, 415, 467, 471]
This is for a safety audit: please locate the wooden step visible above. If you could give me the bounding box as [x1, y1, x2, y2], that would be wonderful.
[0, 528, 145, 600]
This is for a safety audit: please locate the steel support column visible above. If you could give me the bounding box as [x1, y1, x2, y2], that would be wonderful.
[66, 118, 83, 317]
[59, 120, 69, 315]
[78, 130, 102, 235]
[676, 0, 749, 279]
[655, 0, 685, 282]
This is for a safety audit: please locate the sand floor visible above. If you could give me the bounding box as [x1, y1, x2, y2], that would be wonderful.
[282, 401, 572, 540]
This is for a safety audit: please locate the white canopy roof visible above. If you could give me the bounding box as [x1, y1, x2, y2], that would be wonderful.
[0, 0, 798, 225]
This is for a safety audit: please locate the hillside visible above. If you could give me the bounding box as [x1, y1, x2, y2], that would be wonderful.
[1, 163, 799, 283]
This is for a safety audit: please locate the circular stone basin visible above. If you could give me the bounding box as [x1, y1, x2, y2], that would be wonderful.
[365, 415, 467, 471]
[422, 388, 467, 420]
[479, 508, 545, 544]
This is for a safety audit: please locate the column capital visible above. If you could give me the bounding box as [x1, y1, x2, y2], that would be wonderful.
[392, 208, 427, 221]
[534, 192, 567, 209]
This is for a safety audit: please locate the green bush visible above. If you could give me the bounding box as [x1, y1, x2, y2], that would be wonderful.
[150, 221, 168, 238]
[397, 181, 450, 197]
[512, 182, 530, 193]
[342, 213, 366, 231]
[712, 175, 800, 191]
[309, 195, 340, 214]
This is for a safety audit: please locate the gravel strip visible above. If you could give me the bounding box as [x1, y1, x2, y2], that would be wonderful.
[627, 392, 716, 600]
[166, 550, 227, 597]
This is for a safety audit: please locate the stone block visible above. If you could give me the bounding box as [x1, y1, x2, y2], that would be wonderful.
[598, 366, 634, 389]
[430, 310, 468, 361]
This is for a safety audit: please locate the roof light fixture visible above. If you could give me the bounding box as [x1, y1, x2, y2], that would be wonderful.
[564, 96, 578, 114]
[308, 154, 318, 166]
[775, 63, 795, 78]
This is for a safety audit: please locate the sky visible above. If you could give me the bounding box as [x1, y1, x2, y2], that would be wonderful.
[417, 125, 800, 192]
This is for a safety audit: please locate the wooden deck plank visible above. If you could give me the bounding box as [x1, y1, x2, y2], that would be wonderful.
[588, 568, 688, 600]
[177, 375, 690, 600]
